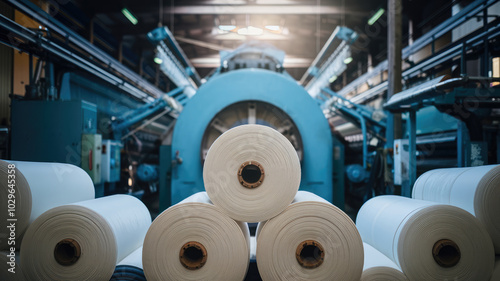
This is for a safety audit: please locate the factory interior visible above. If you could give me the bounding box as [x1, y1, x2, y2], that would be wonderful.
[1, 0, 500, 280]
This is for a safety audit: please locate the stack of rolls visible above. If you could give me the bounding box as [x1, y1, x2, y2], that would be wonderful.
[256, 191, 364, 281]
[412, 165, 500, 253]
[142, 192, 250, 281]
[203, 124, 301, 223]
[0, 160, 95, 250]
[20, 195, 151, 281]
[110, 247, 146, 281]
[361, 242, 407, 281]
[356, 195, 495, 281]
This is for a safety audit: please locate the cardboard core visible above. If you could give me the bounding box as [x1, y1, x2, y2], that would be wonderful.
[180, 241, 207, 270]
[432, 239, 461, 268]
[238, 161, 265, 189]
[54, 238, 81, 266]
[296, 240, 325, 269]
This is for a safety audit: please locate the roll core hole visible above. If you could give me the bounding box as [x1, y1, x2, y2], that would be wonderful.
[296, 240, 325, 269]
[432, 239, 461, 268]
[237, 161, 265, 189]
[179, 241, 207, 270]
[54, 238, 81, 266]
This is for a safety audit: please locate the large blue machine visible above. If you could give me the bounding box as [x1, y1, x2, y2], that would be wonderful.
[169, 43, 336, 206]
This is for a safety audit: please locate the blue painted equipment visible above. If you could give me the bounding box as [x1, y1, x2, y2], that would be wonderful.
[137, 164, 160, 182]
[170, 44, 335, 205]
[300, 26, 358, 98]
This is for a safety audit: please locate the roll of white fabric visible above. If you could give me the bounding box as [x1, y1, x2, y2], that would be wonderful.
[357, 195, 495, 281]
[117, 246, 143, 269]
[0, 251, 25, 281]
[111, 247, 146, 281]
[20, 195, 151, 281]
[143, 192, 250, 281]
[0, 160, 95, 250]
[256, 191, 363, 281]
[412, 165, 500, 252]
[203, 124, 301, 223]
[361, 242, 407, 281]
[491, 257, 500, 281]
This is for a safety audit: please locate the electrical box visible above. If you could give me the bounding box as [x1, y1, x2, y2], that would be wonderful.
[81, 134, 102, 184]
[11, 100, 97, 165]
[394, 139, 409, 186]
[101, 139, 121, 183]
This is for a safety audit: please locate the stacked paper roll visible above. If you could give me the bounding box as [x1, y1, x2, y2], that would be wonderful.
[203, 124, 301, 223]
[356, 195, 495, 281]
[0, 160, 95, 250]
[143, 192, 250, 281]
[20, 195, 151, 281]
[111, 247, 146, 281]
[361, 242, 407, 281]
[0, 251, 25, 281]
[256, 191, 363, 281]
[412, 165, 500, 252]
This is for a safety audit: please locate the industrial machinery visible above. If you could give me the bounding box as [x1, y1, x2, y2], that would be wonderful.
[166, 42, 339, 208]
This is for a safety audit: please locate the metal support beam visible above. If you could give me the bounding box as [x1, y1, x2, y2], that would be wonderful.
[162, 5, 347, 15]
[405, 110, 417, 197]
[387, 0, 403, 145]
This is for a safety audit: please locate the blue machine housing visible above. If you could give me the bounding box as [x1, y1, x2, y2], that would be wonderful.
[171, 68, 334, 205]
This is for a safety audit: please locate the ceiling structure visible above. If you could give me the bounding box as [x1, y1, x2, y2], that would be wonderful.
[69, 0, 387, 80]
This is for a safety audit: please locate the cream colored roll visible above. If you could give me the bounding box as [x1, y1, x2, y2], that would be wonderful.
[0, 251, 25, 281]
[0, 160, 95, 250]
[203, 124, 301, 223]
[20, 195, 151, 281]
[412, 165, 500, 252]
[111, 247, 146, 281]
[143, 192, 250, 281]
[356, 195, 495, 281]
[361, 242, 407, 281]
[256, 191, 363, 281]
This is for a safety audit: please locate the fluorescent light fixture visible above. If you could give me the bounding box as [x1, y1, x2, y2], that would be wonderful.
[344, 57, 353, 64]
[368, 8, 385, 26]
[122, 8, 138, 25]
[154, 56, 163, 64]
[237, 26, 264, 36]
[219, 25, 236, 31]
[329, 75, 338, 83]
[265, 25, 281, 31]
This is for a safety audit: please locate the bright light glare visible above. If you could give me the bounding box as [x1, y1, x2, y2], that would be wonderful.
[344, 57, 353, 65]
[237, 26, 264, 36]
[265, 25, 281, 31]
[219, 25, 236, 31]
[154, 57, 163, 64]
[329, 75, 338, 83]
[368, 8, 385, 26]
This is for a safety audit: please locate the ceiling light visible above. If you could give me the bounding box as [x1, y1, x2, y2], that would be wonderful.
[265, 25, 281, 31]
[219, 25, 236, 31]
[237, 26, 264, 36]
[154, 56, 163, 64]
[368, 8, 385, 26]
[122, 8, 138, 25]
[329, 75, 338, 83]
[344, 57, 353, 65]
